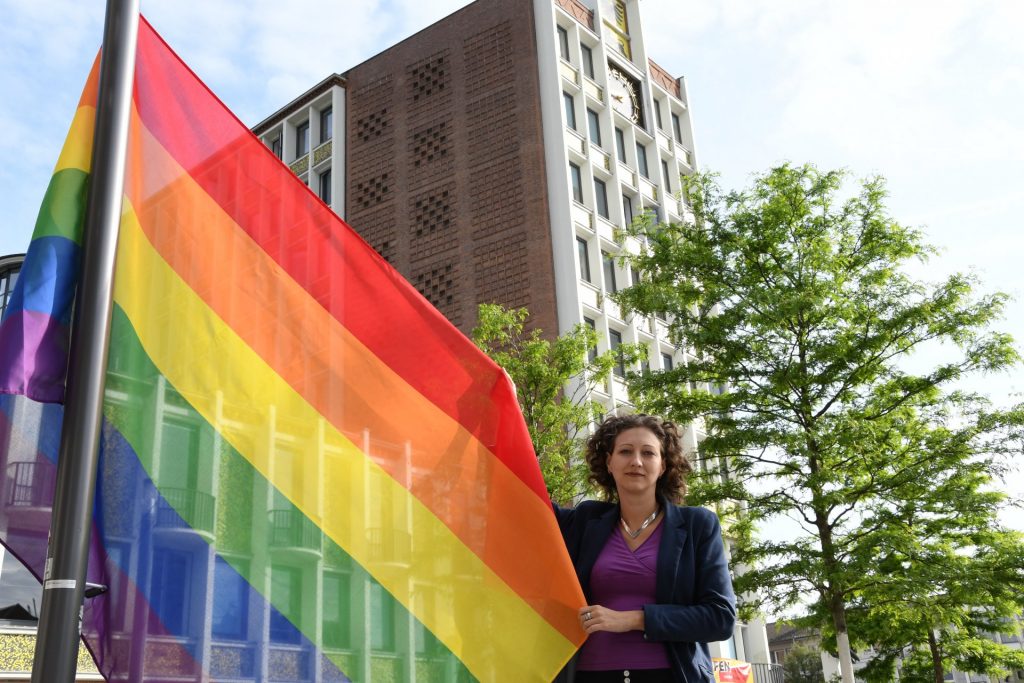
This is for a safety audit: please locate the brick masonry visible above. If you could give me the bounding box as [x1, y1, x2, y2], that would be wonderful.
[344, 0, 559, 339]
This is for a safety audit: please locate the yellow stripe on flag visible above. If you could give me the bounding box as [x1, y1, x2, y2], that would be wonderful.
[112, 201, 578, 681]
[55, 105, 95, 175]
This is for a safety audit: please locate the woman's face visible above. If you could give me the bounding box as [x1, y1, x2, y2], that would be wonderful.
[606, 426, 665, 499]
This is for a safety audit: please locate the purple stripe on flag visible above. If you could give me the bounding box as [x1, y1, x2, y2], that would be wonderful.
[0, 309, 70, 402]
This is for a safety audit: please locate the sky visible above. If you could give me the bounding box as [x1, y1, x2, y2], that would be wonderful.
[0, 0, 1021, 582]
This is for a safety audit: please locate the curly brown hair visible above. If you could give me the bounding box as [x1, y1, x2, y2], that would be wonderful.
[585, 414, 692, 504]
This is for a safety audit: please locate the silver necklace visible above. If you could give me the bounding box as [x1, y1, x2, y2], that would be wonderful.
[621, 507, 659, 539]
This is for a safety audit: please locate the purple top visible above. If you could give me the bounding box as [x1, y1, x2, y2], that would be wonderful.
[577, 521, 672, 671]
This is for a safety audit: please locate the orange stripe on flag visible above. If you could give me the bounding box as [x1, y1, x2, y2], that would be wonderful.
[123, 107, 586, 644]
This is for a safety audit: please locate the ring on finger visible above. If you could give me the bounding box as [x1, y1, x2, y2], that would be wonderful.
[584, 611, 592, 621]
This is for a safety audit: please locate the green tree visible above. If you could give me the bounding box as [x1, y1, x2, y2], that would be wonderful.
[783, 643, 826, 683]
[850, 444, 1024, 683]
[472, 303, 641, 504]
[615, 164, 1024, 683]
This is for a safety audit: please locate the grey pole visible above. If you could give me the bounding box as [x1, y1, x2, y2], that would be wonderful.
[31, 0, 139, 681]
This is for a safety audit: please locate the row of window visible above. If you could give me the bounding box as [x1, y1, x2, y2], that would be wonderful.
[144, 548, 429, 654]
[565, 90, 682, 203]
[268, 106, 333, 161]
[583, 315, 677, 380]
[569, 159, 654, 228]
[557, 23, 686, 146]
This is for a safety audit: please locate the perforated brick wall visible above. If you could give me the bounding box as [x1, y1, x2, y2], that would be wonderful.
[344, 0, 558, 337]
[347, 74, 396, 263]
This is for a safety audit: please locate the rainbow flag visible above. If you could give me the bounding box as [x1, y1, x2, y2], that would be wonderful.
[0, 17, 585, 682]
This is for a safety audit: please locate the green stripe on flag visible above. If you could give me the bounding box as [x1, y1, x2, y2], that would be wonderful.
[103, 305, 474, 682]
[31, 168, 89, 243]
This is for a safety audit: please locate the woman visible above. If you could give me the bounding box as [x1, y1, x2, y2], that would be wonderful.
[553, 414, 736, 683]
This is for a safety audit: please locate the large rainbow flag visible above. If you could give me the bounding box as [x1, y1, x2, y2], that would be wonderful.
[0, 17, 585, 682]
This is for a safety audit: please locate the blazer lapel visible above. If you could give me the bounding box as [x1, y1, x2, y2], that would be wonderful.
[576, 505, 619, 596]
[655, 500, 688, 603]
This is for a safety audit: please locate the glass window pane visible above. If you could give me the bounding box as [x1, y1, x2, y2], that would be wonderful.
[594, 178, 609, 218]
[577, 237, 591, 283]
[587, 109, 601, 147]
[570, 163, 583, 203]
[581, 44, 594, 78]
[636, 143, 648, 178]
[319, 169, 332, 204]
[602, 251, 617, 293]
[270, 565, 302, 644]
[320, 107, 333, 144]
[296, 121, 309, 157]
[672, 112, 682, 143]
[563, 92, 576, 130]
[609, 329, 624, 377]
[557, 25, 569, 61]
[584, 317, 597, 362]
[212, 557, 249, 640]
[615, 128, 626, 161]
[662, 160, 671, 192]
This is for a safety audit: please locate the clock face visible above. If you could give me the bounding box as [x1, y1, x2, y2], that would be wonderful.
[609, 67, 640, 124]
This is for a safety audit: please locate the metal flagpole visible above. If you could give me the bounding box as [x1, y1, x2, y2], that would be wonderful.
[31, 0, 139, 680]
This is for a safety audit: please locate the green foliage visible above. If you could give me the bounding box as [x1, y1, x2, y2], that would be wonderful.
[615, 163, 1024, 680]
[472, 303, 643, 504]
[783, 644, 826, 683]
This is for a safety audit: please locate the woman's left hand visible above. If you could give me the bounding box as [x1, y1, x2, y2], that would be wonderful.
[578, 605, 644, 634]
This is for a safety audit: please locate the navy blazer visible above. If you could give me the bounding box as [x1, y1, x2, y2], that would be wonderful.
[553, 498, 737, 683]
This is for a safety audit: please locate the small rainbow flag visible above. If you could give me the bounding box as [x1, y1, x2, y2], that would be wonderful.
[0, 17, 585, 682]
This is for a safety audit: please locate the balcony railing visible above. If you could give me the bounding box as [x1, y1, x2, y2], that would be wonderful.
[269, 509, 321, 552]
[6, 461, 55, 508]
[753, 662, 785, 683]
[155, 488, 215, 534]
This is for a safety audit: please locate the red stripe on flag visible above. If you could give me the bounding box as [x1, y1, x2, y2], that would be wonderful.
[130, 18, 547, 501]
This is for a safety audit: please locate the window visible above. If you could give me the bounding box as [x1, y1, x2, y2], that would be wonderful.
[662, 159, 671, 192]
[587, 108, 602, 147]
[269, 136, 282, 159]
[636, 142, 649, 178]
[622, 194, 634, 226]
[672, 112, 682, 143]
[320, 106, 333, 144]
[577, 237, 592, 283]
[269, 565, 303, 643]
[319, 169, 332, 204]
[295, 120, 310, 157]
[602, 251, 617, 293]
[630, 265, 640, 287]
[581, 44, 594, 78]
[569, 163, 583, 203]
[149, 548, 190, 635]
[557, 25, 570, 61]
[322, 572, 351, 649]
[609, 329, 625, 377]
[0, 264, 19, 320]
[615, 127, 626, 162]
[371, 583, 396, 651]
[584, 317, 597, 362]
[563, 91, 576, 130]
[661, 353, 673, 370]
[594, 178, 609, 219]
[160, 422, 198, 489]
[653, 99, 663, 130]
[212, 557, 249, 640]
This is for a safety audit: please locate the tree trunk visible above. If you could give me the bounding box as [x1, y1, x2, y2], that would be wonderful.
[928, 628, 944, 683]
[836, 629, 855, 683]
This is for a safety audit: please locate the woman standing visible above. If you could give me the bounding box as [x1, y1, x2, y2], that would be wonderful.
[553, 414, 736, 683]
